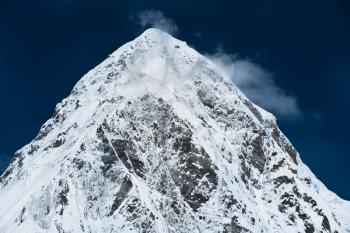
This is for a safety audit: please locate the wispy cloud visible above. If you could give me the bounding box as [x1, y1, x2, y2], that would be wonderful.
[133, 9, 178, 35]
[131, 11, 300, 119]
[208, 50, 300, 119]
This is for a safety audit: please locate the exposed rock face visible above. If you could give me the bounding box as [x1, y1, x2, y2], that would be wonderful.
[0, 28, 350, 233]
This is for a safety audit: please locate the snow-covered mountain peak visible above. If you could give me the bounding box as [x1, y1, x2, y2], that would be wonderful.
[137, 28, 178, 43]
[0, 29, 349, 233]
[106, 27, 229, 84]
[134, 27, 191, 54]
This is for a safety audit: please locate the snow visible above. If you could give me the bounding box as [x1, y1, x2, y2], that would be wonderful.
[0, 28, 349, 233]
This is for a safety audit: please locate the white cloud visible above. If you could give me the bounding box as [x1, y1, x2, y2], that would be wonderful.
[208, 51, 300, 119]
[131, 11, 300, 120]
[134, 10, 178, 35]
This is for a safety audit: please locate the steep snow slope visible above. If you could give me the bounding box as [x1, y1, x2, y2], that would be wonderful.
[0, 28, 349, 233]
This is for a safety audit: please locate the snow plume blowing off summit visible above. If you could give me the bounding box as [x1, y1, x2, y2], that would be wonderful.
[0, 29, 349, 233]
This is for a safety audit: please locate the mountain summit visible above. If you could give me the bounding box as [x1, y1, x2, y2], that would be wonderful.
[1, 28, 349, 233]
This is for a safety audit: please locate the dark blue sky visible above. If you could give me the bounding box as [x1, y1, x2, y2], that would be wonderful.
[0, 0, 349, 199]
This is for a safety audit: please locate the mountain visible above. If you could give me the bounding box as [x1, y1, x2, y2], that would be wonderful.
[0, 28, 349, 233]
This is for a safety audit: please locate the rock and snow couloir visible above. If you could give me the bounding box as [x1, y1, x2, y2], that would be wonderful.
[0, 28, 349, 233]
